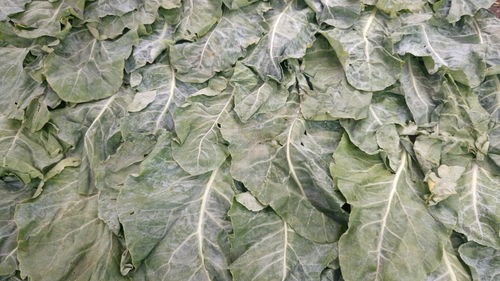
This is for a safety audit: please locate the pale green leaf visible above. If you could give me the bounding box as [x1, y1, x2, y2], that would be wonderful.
[175, 0, 222, 40]
[117, 133, 234, 280]
[45, 29, 138, 102]
[170, 3, 268, 83]
[229, 200, 337, 281]
[331, 135, 448, 281]
[243, 0, 318, 81]
[459, 241, 499, 281]
[222, 98, 346, 243]
[322, 8, 402, 91]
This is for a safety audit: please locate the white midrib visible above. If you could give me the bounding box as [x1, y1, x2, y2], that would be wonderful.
[3, 126, 22, 166]
[471, 18, 484, 44]
[470, 162, 483, 236]
[84, 95, 116, 145]
[374, 153, 407, 280]
[362, 9, 377, 79]
[197, 168, 219, 280]
[286, 118, 306, 197]
[196, 92, 234, 167]
[442, 250, 458, 281]
[269, 2, 292, 71]
[198, 20, 220, 68]
[369, 105, 383, 125]
[420, 25, 446, 66]
[407, 57, 431, 113]
[154, 67, 176, 133]
[281, 222, 288, 281]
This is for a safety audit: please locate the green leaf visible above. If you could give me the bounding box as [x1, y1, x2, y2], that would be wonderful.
[125, 13, 177, 72]
[44, 29, 138, 103]
[395, 15, 485, 87]
[117, 133, 234, 280]
[229, 200, 337, 281]
[0, 180, 33, 276]
[50, 88, 134, 194]
[0, 0, 30, 21]
[459, 241, 499, 281]
[222, 97, 346, 243]
[222, 0, 260, 9]
[426, 165, 466, 205]
[170, 3, 268, 83]
[0, 47, 44, 120]
[331, 135, 447, 281]
[0, 119, 63, 183]
[471, 10, 500, 74]
[301, 36, 373, 120]
[425, 239, 472, 281]
[171, 87, 233, 175]
[340, 92, 411, 155]
[10, 0, 85, 38]
[400, 56, 442, 125]
[322, 8, 402, 91]
[374, 0, 426, 14]
[430, 160, 500, 249]
[316, 0, 362, 28]
[230, 62, 288, 122]
[438, 0, 495, 23]
[15, 168, 127, 281]
[243, 0, 318, 81]
[175, 0, 223, 40]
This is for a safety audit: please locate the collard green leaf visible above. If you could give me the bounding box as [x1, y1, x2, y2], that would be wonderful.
[435, 78, 490, 156]
[430, 160, 500, 249]
[175, 0, 222, 40]
[44, 29, 138, 103]
[425, 240, 472, 281]
[439, 0, 495, 23]
[395, 15, 485, 87]
[400, 56, 442, 125]
[229, 200, 337, 281]
[231, 62, 288, 122]
[426, 165, 466, 205]
[316, 0, 362, 29]
[170, 3, 267, 83]
[117, 133, 234, 280]
[472, 10, 500, 74]
[0, 0, 30, 21]
[222, 0, 260, 9]
[85, 1, 159, 40]
[374, 0, 426, 14]
[322, 8, 402, 91]
[125, 16, 175, 72]
[10, 0, 85, 39]
[15, 168, 127, 281]
[171, 87, 232, 175]
[51, 88, 133, 194]
[0, 119, 62, 183]
[91, 0, 141, 18]
[301, 36, 372, 120]
[340, 92, 411, 155]
[96, 135, 155, 234]
[0, 47, 44, 121]
[0, 180, 33, 277]
[122, 61, 202, 136]
[459, 241, 499, 281]
[243, 0, 318, 81]
[222, 97, 346, 243]
[331, 135, 447, 281]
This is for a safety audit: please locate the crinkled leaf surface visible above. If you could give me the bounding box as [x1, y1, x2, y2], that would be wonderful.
[0, 0, 30, 21]
[118, 133, 234, 280]
[175, 0, 222, 40]
[331, 136, 447, 281]
[425, 239, 472, 281]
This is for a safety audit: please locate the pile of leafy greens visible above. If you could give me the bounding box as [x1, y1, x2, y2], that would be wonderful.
[0, 0, 499, 280]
